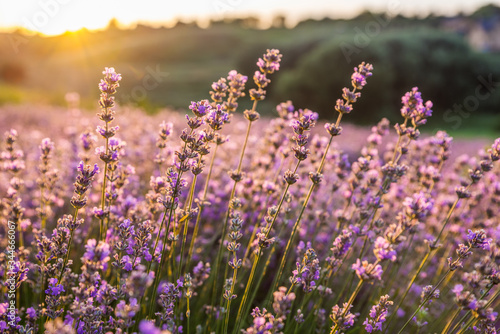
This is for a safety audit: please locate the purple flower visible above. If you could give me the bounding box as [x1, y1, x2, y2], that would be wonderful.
[244, 308, 279, 334]
[432, 130, 453, 148]
[290, 110, 317, 138]
[330, 303, 357, 331]
[226, 70, 248, 103]
[324, 123, 343, 137]
[342, 87, 361, 103]
[466, 229, 490, 249]
[102, 67, 122, 83]
[352, 259, 383, 281]
[139, 320, 161, 334]
[80, 131, 97, 151]
[122, 256, 133, 271]
[116, 298, 139, 319]
[96, 125, 120, 139]
[158, 121, 173, 138]
[400, 87, 433, 125]
[156, 282, 181, 325]
[227, 69, 248, 85]
[448, 243, 474, 271]
[72, 161, 99, 209]
[257, 49, 282, 74]
[108, 137, 125, 150]
[254, 70, 270, 88]
[356, 62, 373, 78]
[0, 303, 8, 315]
[290, 248, 321, 293]
[40, 137, 54, 156]
[276, 100, 294, 119]
[272, 287, 296, 319]
[326, 229, 353, 269]
[373, 237, 397, 262]
[403, 192, 433, 220]
[351, 72, 366, 89]
[83, 239, 111, 266]
[211, 78, 228, 92]
[421, 285, 440, 304]
[452, 284, 463, 298]
[45, 278, 65, 296]
[210, 78, 228, 102]
[77, 161, 99, 179]
[206, 104, 229, 131]
[363, 295, 393, 333]
[98, 67, 121, 111]
[26, 307, 36, 319]
[189, 99, 212, 118]
[488, 138, 500, 161]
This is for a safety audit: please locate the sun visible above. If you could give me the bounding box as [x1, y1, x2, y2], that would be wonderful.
[4, 1, 115, 36]
[24, 15, 110, 36]
[1, 1, 212, 36]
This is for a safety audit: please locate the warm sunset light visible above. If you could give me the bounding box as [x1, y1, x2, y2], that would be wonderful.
[0, 0, 495, 35]
[1, 0, 500, 332]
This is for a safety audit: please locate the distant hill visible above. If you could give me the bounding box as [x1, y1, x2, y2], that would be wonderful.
[0, 4, 499, 134]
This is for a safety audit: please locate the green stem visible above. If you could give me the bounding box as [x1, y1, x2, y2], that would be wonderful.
[223, 254, 239, 334]
[449, 287, 495, 334]
[233, 249, 260, 334]
[271, 134, 334, 294]
[241, 194, 271, 266]
[330, 279, 364, 334]
[456, 316, 477, 334]
[186, 143, 218, 270]
[304, 250, 352, 328]
[263, 160, 300, 238]
[116, 249, 123, 290]
[17, 217, 24, 249]
[149, 128, 195, 275]
[252, 224, 286, 315]
[441, 307, 462, 334]
[337, 192, 352, 231]
[483, 287, 500, 308]
[385, 189, 467, 332]
[99, 121, 110, 242]
[271, 181, 315, 295]
[383, 233, 414, 295]
[210, 111, 254, 329]
[186, 297, 191, 334]
[397, 269, 452, 334]
[146, 211, 167, 275]
[433, 194, 463, 247]
[148, 170, 184, 319]
[178, 171, 198, 279]
[40, 184, 46, 231]
[384, 249, 430, 333]
[37, 269, 46, 331]
[58, 208, 79, 283]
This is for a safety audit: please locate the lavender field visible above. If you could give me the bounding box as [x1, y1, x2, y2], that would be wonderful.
[0, 50, 499, 334]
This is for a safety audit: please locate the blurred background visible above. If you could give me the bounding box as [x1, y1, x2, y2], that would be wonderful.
[1, 0, 500, 136]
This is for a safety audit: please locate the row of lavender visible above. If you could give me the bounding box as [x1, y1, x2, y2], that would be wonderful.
[0, 49, 499, 334]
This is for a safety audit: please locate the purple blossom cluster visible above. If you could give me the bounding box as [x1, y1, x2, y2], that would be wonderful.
[363, 294, 393, 333]
[0, 49, 499, 334]
[290, 248, 321, 293]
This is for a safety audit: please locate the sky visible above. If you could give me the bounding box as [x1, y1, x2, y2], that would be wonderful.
[0, 0, 498, 35]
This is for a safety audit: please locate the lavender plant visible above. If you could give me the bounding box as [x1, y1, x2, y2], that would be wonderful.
[0, 48, 499, 334]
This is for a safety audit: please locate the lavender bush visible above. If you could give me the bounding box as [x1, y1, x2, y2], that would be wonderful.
[0, 49, 499, 334]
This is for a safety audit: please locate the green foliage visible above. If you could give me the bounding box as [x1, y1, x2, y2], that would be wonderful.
[1, 10, 500, 133]
[273, 28, 500, 126]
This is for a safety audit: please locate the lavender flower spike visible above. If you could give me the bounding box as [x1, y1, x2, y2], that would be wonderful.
[363, 295, 393, 333]
[352, 259, 383, 281]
